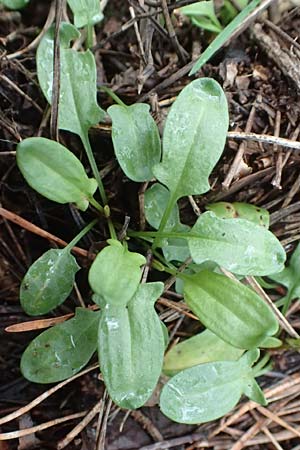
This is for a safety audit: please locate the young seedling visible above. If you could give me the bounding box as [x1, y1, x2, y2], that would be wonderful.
[15, 14, 288, 424]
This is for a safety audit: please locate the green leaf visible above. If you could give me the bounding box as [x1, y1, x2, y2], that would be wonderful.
[160, 350, 262, 424]
[153, 79, 228, 201]
[17, 137, 97, 211]
[268, 243, 300, 301]
[180, 1, 222, 33]
[0, 0, 29, 9]
[206, 202, 270, 228]
[183, 271, 279, 349]
[20, 249, 79, 316]
[108, 104, 161, 182]
[188, 212, 285, 275]
[89, 239, 146, 306]
[190, 0, 260, 75]
[67, 0, 103, 28]
[98, 282, 165, 409]
[21, 308, 100, 383]
[163, 329, 244, 376]
[145, 183, 190, 261]
[244, 378, 267, 405]
[37, 22, 104, 139]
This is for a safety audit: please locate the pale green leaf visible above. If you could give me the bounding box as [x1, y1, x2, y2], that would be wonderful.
[98, 282, 165, 409]
[144, 183, 190, 261]
[20, 249, 79, 316]
[17, 137, 97, 211]
[37, 22, 104, 138]
[89, 239, 146, 306]
[188, 212, 285, 275]
[153, 78, 229, 201]
[21, 308, 100, 383]
[160, 350, 260, 424]
[108, 104, 161, 182]
[67, 0, 103, 28]
[206, 202, 270, 228]
[180, 1, 222, 33]
[163, 329, 244, 376]
[183, 271, 279, 349]
[1, 0, 29, 9]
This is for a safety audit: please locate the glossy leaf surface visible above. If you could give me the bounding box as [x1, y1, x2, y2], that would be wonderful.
[17, 137, 97, 211]
[37, 22, 104, 138]
[145, 183, 190, 261]
[21, 308, 100, 383]
[206, 202, 270, 228]
[67, 0, 103, 28]
[183, 271, 279, 349]
[163, 329, 244, 376]
[188, 212, 285, 275]
[20, 249, 79, 316]
[89, 240, 146, 306]
[98, 283, 165, 409]
[160, 350, 265, 424]
[153, 78, 228, 200]
[108, 104, 161, 182]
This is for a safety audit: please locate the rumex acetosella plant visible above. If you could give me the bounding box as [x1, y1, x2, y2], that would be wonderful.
[14, 11, 288, 425]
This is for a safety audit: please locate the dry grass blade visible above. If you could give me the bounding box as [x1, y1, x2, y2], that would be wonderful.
[0, 411, 87, 440]
[0, 364, 99, 426]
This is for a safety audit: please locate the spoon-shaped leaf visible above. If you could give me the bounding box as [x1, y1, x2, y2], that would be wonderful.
[108, 104, 161, 182]
[183, 271, 279, 349]
[153, 78, 229, 201]
[20, 248, 79, 316]
[160, 349, 265, 424]
[21, 308, 100, 383]
[163, 329, 244, 376]
[98, 282, 165, 409]
[67, 0, 103, 28]
[268, 243, 300, 300]
[89, 239, 146, 307]
[145, 183, 190, 261]
[37, 22, 104, 138]
[17, 137, 97, 211]
[188, 211, 285, 275]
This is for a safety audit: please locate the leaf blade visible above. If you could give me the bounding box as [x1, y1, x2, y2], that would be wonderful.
[17, 137, 97, 211]
[21, 308, 100, 383]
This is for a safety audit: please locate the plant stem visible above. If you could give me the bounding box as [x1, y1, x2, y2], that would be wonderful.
[100, 86, 127, 107]
[86, 23, 94, 49]
[81, 131, 108, 205]
[89, 197, 104, 213]
[152, 193, 177, 250]
[81, 132, 117, 240]
[65, 219, 98, 252]
[252, 353, 271, 377]
[282, 291, 293, 316]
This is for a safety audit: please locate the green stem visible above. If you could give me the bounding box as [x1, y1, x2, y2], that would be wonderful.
[89, 197, 104, 213]
[252, 354, 271, 377]
[81, 132, 117, 240]
[86, 23, 94, 49]
[81, 131, 108, 205]
[282, 291, 294, 316]
[100, 86, 127, 107]
[152, 193, 177, 250]
[65, 219, 98, 252]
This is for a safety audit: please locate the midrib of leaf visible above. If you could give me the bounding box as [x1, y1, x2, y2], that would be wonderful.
[185, 287, 268, 344]
[153, 106, 206, 248]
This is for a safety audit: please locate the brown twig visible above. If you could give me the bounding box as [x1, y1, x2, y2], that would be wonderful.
[0, 207, 90, 258]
